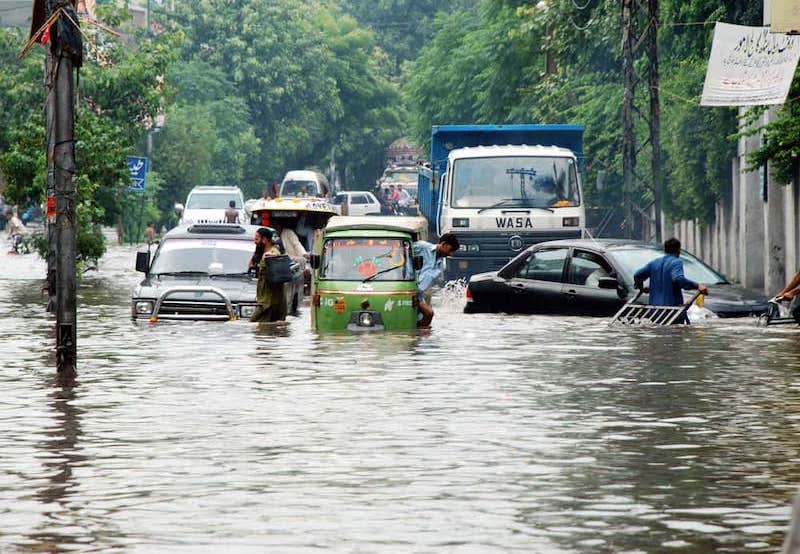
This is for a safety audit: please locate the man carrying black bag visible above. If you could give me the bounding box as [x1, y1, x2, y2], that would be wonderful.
[250, 227, 289, 322]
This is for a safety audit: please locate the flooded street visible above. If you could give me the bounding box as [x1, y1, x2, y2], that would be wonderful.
[2, 244, 800, 553]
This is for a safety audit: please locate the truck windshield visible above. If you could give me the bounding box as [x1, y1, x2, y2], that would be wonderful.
[186, 193, 242, 209]
[320, 238, 414, 281]
[451, 156, 580, 209]
[150, 239, 253, 275]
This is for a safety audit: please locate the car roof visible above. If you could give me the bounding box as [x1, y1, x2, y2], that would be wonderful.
[336, 191, 373, 195]
[162, 223, 259, 240]
[187, 186, 244, 194]
[283, 170, 320, 180]
[531, 238, 661, 252]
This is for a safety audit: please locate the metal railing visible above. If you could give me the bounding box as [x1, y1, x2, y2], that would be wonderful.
[149, 286, 237, 322]
[610, 290, 700, 326]
[760, 300, 798, 326]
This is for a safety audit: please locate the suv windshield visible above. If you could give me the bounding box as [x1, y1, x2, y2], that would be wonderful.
[282, 180, 318, 197]
[608, 247, 727, 285]
[150, 238, 253, 275]
[320, 238, 414, 281]
[451, 156, 580, 209]
[186, 193, 242, 209]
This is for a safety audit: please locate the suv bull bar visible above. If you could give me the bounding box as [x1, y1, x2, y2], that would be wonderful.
[149, 286, 238, 322]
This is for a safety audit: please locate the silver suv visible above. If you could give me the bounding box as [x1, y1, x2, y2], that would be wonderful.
[131, 224, 303, 321]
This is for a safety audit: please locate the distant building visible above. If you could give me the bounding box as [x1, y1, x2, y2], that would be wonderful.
[385, 138, 421, 167]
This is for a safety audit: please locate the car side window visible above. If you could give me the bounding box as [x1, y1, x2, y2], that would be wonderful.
[568, 250, 612, 287]
[333, 194, 345, 205]
[516, 248, 568, 282]
[353, 195, 370, 204]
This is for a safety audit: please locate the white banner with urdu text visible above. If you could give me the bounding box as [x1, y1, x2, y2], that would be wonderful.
[701, 22, 800, 107]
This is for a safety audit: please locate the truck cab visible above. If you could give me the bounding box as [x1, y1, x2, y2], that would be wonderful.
[417, 124, 586, 280]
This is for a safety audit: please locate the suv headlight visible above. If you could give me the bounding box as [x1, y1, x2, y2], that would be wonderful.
[135, 301, 153, 315]
[239, 305, 257, 318]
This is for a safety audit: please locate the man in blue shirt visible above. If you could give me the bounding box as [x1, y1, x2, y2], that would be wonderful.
[634, 237, 708, 321]
[413, 233, 460, 327]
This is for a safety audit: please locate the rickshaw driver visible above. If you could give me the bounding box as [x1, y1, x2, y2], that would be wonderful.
[413, 233, 460, 328]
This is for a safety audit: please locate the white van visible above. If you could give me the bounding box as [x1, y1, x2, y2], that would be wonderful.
[279, 170, 330, 198]
[178, 186, 246, 225]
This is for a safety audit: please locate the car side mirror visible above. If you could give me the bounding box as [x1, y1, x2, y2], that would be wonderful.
[310, 254, 320, 270]
[413, 255, 423, 271]
[136, 251, 150, 273]
[174, 202, 184, 218]
[597, 276, 619, 289]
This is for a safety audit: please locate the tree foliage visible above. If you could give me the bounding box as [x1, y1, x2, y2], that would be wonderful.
[338, 0, 477, 76]
[169, 0, 402, 193]
[1, 0, 408, 269]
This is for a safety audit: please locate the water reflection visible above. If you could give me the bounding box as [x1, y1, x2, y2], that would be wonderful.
[1, 246, 800, 552]
[23, 383, 95, 552]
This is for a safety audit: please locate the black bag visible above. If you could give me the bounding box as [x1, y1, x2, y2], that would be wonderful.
[264, 255, 293, 284]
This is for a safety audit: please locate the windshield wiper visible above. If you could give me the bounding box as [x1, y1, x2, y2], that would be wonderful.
[477, 199, 521, 213]
[363, 265, 404, 282]
[209, 272, 251, 278]
[154, 271, 209, 277]
[478, 199, 555, 213]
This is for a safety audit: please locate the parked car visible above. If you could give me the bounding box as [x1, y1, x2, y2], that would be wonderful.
[280, 170, 330, 198]
[177, 186, 246, 225]
[464, 239, 769, 317]
[331, 191, 383, 216]
[131, 223, 304, 322]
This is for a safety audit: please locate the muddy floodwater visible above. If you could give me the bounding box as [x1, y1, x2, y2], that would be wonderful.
[2, 243, 800, 553]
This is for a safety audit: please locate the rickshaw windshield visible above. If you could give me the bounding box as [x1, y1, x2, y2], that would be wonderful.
[320, 238, 414, 281]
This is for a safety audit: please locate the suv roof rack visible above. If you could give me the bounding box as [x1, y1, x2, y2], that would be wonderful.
[187, 224, 247, 234]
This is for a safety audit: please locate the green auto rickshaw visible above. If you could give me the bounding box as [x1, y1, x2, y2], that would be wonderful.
[310, 216, 428, 331]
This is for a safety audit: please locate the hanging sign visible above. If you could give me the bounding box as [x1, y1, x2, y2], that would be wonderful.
[700, 23, 800, 106]
[126, 156, 148, 192]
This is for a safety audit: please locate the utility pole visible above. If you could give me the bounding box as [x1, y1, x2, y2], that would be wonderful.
[48, 0, 79, 377]
[620, 0, 661, 241]
[45, 50, 57, 313]
[648, 0, 662, 242]
[621, 0, 635, 239]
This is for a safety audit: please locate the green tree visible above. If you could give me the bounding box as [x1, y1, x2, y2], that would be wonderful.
[338, 0, 477, 76]
[0, 8, 178, 260]
[173, 0, 402, 189]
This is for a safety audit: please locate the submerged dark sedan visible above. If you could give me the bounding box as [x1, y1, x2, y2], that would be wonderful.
[464, 239, 769, 317]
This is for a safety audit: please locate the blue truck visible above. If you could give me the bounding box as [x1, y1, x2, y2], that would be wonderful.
[417, 124, 586, 280]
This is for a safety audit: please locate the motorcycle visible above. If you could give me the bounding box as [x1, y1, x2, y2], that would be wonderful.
[8, 234, 31, 255]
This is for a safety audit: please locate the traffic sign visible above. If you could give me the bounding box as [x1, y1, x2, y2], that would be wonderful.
[126, 156, 148, 192]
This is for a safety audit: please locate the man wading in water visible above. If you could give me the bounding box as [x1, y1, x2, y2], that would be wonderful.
[249, 227, 287, 322]
[413, 233, 460, 328]
[634, 237, 708, 324]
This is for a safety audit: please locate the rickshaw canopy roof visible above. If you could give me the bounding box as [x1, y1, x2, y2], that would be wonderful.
[324, 216, 428, 242]
[249, 197, 336, 215]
